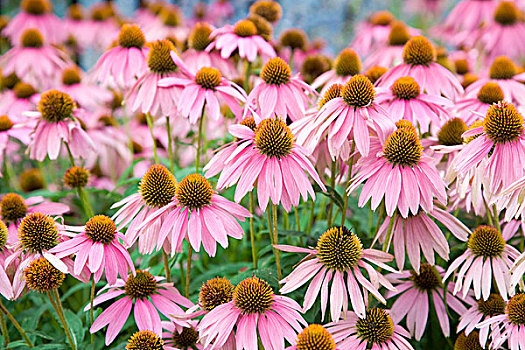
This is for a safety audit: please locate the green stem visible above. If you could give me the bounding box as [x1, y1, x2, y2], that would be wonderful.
[289, 49, 295, 72]
[492, 205, 501, 233]
[249, 192, 258, 269]
[294, 207, 301, 232]
[78, 187, 94, 218]
[195, 110, 205, 172]
[382, 211, 396, 252]
[48, 290, 76, 350]
[162, 250, 172, 283]
[0, 299, 33, 348]
[271, 204, 282, 281]
[185, 246, 193, 298]
[327, 160, 337, 228]
[341, 143, 356, 227]
[90, 278, 95, 350]
[244, 60, 252, 93]
[166, 116, 175, 173]
[483, 198, 494, 227]
[64, 142, 76, 167]
[0, 310, 9, 347]
[373, 203, 385, 238]
[307, 199, 315, 235]
[145, 113, 159, 164]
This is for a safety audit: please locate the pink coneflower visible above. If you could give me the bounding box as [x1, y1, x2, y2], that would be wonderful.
[2, 0, 65, 45]
[125, 40, 181, 119]
[479, 1, 525, 62]
[137, 173, 251, 257]
[326, 308, 414, 350]
[477, 293, 525, 350]
[206, 19, 276, 62]
[93, 24, 149, 89]
[0, 220, 14, 299]
[162, 321, 203, 350]
[205, 117, 325, 212]
[385, 264, 473, 340]
[198, 276, 306, 350]
[209, 0, 234, 25]
[426, 117, 469, 167]
[444, 225, 520, 301]
[63, 4, 88, 50]
[457, 293, 506, 346]
[59, 66, 113, 111]
[25, 89, 95, 162]
[375, 206, 470, 272]
[143, 5, 188, 43]
[0, 82, 39, 120]
[511, 250, 525, 288]
[377, 36, 463, 99]
[244, 57, 315, 122]
[451, 101, 525, 196]
[350, 11, 395, 57]
[83, 3, 120, 50]
[286, 324, 336, 350]
[0, 193, 69, 245]
[111, 164, 177, 255]
[49, 215, 134, 285]
[375, 76, 451, 134]
[465, 56, 525, 106]
[294, 75, 395, 159]
[88, 269, 192, 345]
[348, 121, 447, 218]
[454, 81, 506, 125]
[0, 114, 34, 163]
[311, 49, 362, 94]
[276, 226, 395, 321]
[158, 52, 246, 124]
[0, 29, 72, 90]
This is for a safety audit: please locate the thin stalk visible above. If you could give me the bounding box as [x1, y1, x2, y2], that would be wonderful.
[195, 110, 205, 171]
[283, 210, 289, 230]
[0, 311, 9, 347]
[294, 207, 301, 232]
[267, 208, 282, 279]
[78, 187, 94, 218]
[289, 49, 295, 72]
[244, 60, 252, 93]
[0, 299, 33, 348]
[89, 278, 95, 350]
[48, 290, 76, 350]
[271, 204, 282, 281]
[341, 143, 355, 226]
[327, 160, 337, 228]
[492, 205, 501, 233]
[483, 198, 494, 227]
[373, 203, 385, 238]
[185, 246, 193, 298]
[64, 142, 76, 167]
[145, 113, 159, 163]
[166, 116, 175, 173]
[162, 251, 172, 282]
[249, 192, 258, 269]
[307, 199, 315, 234]
[382, 212, 396, 253]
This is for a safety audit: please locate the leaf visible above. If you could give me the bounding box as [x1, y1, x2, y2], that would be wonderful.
[190, 262, 251, 290]
[313, 184, 344, 210]
[231, 267, 280, 290]
[64, 309, 85, 346]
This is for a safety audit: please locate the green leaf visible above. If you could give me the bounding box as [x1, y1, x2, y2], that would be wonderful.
[64, 309, 85, 346]
[313, 184, 344, 210]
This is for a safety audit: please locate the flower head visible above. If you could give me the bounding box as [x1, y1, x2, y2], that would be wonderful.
[24, 257, 65, 293]
[126, 330, 165, 350]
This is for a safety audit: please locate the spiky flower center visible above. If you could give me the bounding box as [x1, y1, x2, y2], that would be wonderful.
[21, 28, 44, 48]
[233, 277, 274, 314]
[249, 0, 282, 23]
[195, 67, 222, 90]
[383, 125, 423, 167]
[295, 324, 336, 350]
[126, 330, 164, 350]
[118, 24, 146, 49]
[19, 212, 58, 253]
[160, 7, 181, 27]
[13, 82, 36, 99]
[454, 331, 483, 350]
[172, 327, 199, 349]
[67, 4, 83, 20]
[356, 308, 394, 345]
[20, 168, 44, 192]
[477, 293, 505, 317]
[0, 220, 7, 249]
[147, 40, 178, 74]
[240, 116, 258, 131]
[342, 74, 375, 107]
[483, 101, 524, 143]
[366, 66, 388, 84]
[463, 73, 479, 89]
[260, 57, 291, 85]
[124, 270, 157, 299]
[301, 54, 331, 83]
[175, 173, 213, 210]
[410, 264, 442, 291]
[247, 14, 273, 41]
[455, 59, 469, 75]
[465, 119, 484, 144]
[318, 84, 343, 109]
[477, 82, 504, 104]
[233, 19, 257, 37]
[316, 226, 363, 271]
[494, 1, 519, 26]
[1, 193, 28, 222]
[403, 36, 435, 66]
[2, 73, 20, 90]
[468, 225, 505, 258]
[63, 166, 90, 188]
[388, 21, 410, 46]
[38, 90, 75, 122]
[254, 117, 294, 159]
[139, 164, 177, 208]
[507, 293, 525, 325]
[61, 67, 81, 86]
[21, 0, 50, 15]
[0, 115, 13, 132]
[334, 49, 361, 77]
[370, 11, 394, 26]
[189, 22, 212, 51]
[84, 215, 116, 244]
[438, 118, 468, 146]
[391, 77, 420, 100]
[199, 277, 235, 311]
[489, 56, 517, 80]
[24, 258, 65, 293]
[280, 29, 307, 50]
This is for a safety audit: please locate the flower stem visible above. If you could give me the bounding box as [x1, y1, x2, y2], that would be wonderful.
[249, 192, 258, 269]
[382, 211, 396, 252]
[162, 250, 172, 282]
[78, 187, 94, 218]
[89, 278, 95, 350]
[341, 143, 356, 227]
[0, 299, 33, 348]
[166, 116, 175, 173]
[185, 246, 193, 298]
[145, 113, 159, 164]
[244, 60, 252, 93]
[48, 289, 76, 350]
[64, 142, 76, 167]
[289, 49, 295, 72]
[271, 204, 282, 281]
[0, 310, 9, 347]
[483, 197, 494, 227]
[492, 205, 501, 233]
[327, 160, 337, 228]
[196, 110, 205, 172]
[307, 199, 315, 234]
